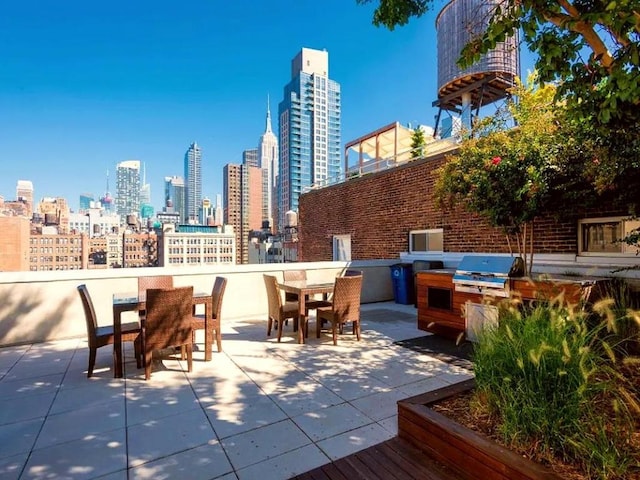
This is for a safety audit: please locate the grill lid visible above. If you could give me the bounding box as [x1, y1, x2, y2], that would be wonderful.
[454, 255, 524, 278]
[453, 256, 524, 297]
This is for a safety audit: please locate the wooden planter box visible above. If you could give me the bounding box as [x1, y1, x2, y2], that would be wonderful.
[398, 380, 563, 480]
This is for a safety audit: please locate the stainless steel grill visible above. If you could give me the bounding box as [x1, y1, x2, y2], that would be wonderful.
[452, 256, 525, 297]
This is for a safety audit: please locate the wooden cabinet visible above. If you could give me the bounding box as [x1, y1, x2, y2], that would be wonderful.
[416, 271, 483, 339]
[417, 271, 607, 340]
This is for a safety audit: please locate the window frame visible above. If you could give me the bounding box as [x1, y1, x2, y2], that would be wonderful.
[409, 229, 444, 254]
[332, 234, 351, 261]
[578, 216, 640, 256]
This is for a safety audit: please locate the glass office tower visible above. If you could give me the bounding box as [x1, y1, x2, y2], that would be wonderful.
[184, 142, 202, 224]
[278, 48, 341, 230]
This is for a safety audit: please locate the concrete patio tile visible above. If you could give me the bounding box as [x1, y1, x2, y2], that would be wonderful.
[0, 391, 56, 426]
[22, 428, 127, 480]
[125, 382, 200, 426]
[216, 474, 240, 480]
[236, 443, 329, 480]
[366, 358, 439, 388]
[292, 402, 373, 442]
[261, 371, 344, 417]
[220, 419, 311, 471]
[185, 352, 245, 380]
[51, 378, 125, 415]
[0, 417, 43, 459]
[349, 388, 409, 422]
[203, 391, 287, 439]
[125, 357, 192, 383]
[439, 369, 474, 384]
[129, 442, 233, 480]
[3, 351, 73, 382]
[127, 407, 216, 468]
[0, 452, 28, 480]
[316, 422, 395, 460]
[399, 374, 451, 398]
[93, 470, 128, 480]
[63, 363, 118, 384]
[310, 369, 391, 401]
[0, 373, 63, 401]
[35, 398, 125, 450]
[377, 415, 398, 435]
[0, 345, 29, 377]
[189, 369, 261, 404]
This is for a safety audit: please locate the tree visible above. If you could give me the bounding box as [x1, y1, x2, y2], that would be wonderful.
[357, 0, 639, 123]
[434, 77, 579, 274]
[410, 125, 426, 158]
[359, 0, 640, 252]
[356, 0, 640, 167]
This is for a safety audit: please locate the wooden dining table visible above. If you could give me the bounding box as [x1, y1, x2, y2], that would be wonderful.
[277, 280, 335, 344]
[112, 291, 213, 378]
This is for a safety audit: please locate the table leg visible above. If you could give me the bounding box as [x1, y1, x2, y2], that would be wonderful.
[113, 308, 123, 378]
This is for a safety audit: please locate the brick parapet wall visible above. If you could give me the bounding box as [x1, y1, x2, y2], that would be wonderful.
[299, 154, 630, 261]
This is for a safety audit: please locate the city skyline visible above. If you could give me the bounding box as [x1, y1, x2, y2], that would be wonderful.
[0, 1, 536, 212]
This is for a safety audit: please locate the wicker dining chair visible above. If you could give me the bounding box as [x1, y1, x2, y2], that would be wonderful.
[141, 286, 194, 380]
[316, 274, 363, 345]
[343, 269, 363, 277]
[77, 284, 142, 378]
[190, 276, 227, 353]
[264, 274, 299, 342]
[137, 275, 174, 320]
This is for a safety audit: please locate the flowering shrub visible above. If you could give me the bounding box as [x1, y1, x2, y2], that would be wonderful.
[435, 77, 566, 274]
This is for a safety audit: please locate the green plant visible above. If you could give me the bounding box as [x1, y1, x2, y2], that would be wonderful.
[473, 297, 639, 479]
[435, 76, 565, 275]
[410, 126, 425, 159]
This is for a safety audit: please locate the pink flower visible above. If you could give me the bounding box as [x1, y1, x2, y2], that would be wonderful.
[491, 156, 502, 166]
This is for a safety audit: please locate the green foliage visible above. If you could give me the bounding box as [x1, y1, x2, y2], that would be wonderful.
[473, 297, 639, 478]
[356, 0, 431, 30]
[434, 77, 572, 272]
[358, 0, 640, 128]
[410, 126, 426, 158]
[358, 1, 640, 199]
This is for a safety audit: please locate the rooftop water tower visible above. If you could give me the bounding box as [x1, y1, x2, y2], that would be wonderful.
[434, 0, 519, 132]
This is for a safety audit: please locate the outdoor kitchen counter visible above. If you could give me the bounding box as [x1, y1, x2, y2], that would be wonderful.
[512, 274, 609, 304]
[416, 271, 609, 339]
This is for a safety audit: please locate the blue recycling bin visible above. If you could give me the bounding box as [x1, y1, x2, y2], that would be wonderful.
[390, 263, 414, 304]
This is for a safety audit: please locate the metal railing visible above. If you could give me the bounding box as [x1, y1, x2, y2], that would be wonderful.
[303, 138, 459, 193]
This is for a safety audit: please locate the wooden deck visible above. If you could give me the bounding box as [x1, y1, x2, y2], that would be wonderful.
[292, 436, 462, 480]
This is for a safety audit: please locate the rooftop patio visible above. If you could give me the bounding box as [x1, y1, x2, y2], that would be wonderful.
[0, 301, 473, 480]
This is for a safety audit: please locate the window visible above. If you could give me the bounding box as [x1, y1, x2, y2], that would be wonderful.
[332, 235, 351, 261]
[578, 217, 640, 255]
[409, 229, 443, 253]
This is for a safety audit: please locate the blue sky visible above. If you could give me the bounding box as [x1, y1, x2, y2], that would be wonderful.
[0, 0, 534, 212]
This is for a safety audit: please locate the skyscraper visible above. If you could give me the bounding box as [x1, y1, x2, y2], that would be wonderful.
[164, 176, 186, 223]
[16, 180, 34, 218]
[224, 161, 263, 264]
[100, 170, 115, 213]
[242, 148, 259, 167]
[278, 48, 341, 230]
[115, 160, 141, 223]
[139, 163, 152, 219]
[184, 142, 202, 224]
[79, 193, 94, 212]
[258, 96, 279, 231]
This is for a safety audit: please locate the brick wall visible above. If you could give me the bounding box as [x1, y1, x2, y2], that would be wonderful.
[299, 154, 630, 261]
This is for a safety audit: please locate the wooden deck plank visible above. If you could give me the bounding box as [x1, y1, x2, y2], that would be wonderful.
[385, 437, 463, 480]
[291, 437, 463, 480]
